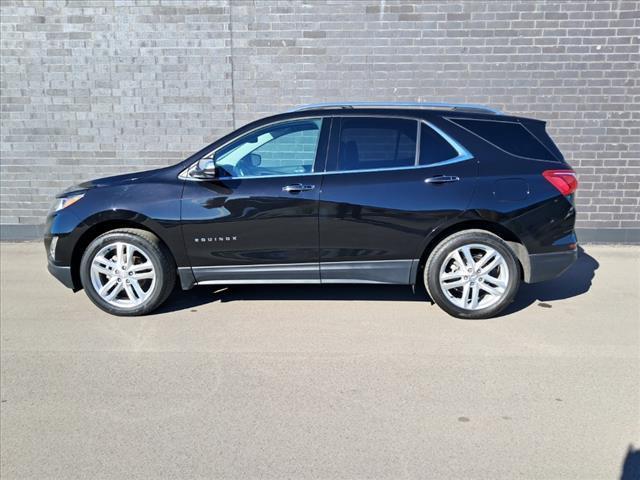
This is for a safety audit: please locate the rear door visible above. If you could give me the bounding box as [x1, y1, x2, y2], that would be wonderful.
[318, 115, 478, 284]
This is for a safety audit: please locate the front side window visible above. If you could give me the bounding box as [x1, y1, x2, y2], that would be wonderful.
[211, 118, 322, 178]
[335, 117, 418, 172]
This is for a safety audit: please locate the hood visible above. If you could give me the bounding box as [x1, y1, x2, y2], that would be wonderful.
[57, 167, 168, 197]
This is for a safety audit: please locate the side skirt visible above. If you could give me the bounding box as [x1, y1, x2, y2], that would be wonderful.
[178, 259, 417, 289]
[321, 259, 415, 284]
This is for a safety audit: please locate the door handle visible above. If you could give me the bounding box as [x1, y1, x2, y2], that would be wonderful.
[282, 183, 315, 193]
[424, 175, 460, 184]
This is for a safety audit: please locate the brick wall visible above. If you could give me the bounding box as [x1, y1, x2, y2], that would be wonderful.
[1, 0, 638, 242]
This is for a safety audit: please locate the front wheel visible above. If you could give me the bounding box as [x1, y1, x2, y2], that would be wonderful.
[424, 230, 521, 319]
[79, 228, 176, 316]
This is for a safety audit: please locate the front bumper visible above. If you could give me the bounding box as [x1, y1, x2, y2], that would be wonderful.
[47, 260, 75, 290]
[526, 248, 578, 284]
[44, 207, 84, 291]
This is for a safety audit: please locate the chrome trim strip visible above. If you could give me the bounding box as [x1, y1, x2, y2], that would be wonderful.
[180, 116, 473, 180]
[193, 171, 321, 181]
[192, 259, 409, 269]
[324, 164, 423, 176]
[191, 262, 318, 270]
[191, 262, 319, 273]
[190, 163, 449, 180]
[196, 280, 321, 285]
[320, 279, 393, 284]
[322, 259, 411, 267]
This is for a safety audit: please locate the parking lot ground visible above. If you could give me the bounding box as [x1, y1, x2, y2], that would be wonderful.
[1, 242, 639, 479]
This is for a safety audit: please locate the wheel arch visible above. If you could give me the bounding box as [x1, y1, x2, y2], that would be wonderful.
[69, 215, 178, 291]
[413, 219, 530, 284]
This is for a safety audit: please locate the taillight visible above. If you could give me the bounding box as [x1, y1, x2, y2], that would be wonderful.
[542, 169, 578, 196]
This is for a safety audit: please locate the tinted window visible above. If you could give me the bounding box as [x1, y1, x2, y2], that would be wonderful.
[212, 119, 322, 177]
[419, 124, 459, 165]
[451, 118, 555, 160]
[336, 117, 417, 171]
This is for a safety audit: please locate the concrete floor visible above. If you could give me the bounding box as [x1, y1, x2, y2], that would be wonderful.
[1, 242, 639, 479]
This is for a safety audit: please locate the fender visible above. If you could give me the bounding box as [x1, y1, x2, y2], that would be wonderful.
[71, 209, 190, 268]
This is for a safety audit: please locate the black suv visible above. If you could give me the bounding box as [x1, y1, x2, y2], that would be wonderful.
[45, 102, 578, 319]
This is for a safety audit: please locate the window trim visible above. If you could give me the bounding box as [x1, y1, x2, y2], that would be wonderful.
[421, 121, 474, 167]
[180, 115, 473, 181]
[327, 117, 473, 174]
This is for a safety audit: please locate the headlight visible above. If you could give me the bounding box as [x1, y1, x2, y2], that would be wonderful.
[53, 193, 84, 212]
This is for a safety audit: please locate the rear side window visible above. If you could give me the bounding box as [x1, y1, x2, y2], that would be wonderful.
[336, 117, 417, 171]
[419, 123, 459, 165]
[451, 118, 555, 161]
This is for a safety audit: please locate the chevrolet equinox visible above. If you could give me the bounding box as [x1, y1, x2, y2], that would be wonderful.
[45, 102, 578, 319]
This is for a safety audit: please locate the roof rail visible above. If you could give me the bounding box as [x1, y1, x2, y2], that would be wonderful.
[289, 101, 503, 115]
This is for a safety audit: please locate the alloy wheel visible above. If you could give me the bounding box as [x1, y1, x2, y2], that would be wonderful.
[438, 243, 509, 310]
[89, 242, 156, 309]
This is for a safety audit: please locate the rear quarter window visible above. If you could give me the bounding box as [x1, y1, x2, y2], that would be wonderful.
[450, 118, 556, 161]
[419, 123, 460, 165]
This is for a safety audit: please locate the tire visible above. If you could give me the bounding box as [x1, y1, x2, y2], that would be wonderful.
[79, 228, 176, 316]
[424, 229, 521, 319]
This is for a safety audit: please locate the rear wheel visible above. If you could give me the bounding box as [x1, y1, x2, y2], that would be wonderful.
[80, 228, 175, 316]
[424, 230, 521, 319]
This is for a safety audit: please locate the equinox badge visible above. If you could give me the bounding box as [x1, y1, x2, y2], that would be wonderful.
[194, 236, 237, 243]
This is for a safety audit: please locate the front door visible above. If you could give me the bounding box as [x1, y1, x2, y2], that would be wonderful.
[318, 115, 478, 284]
[181, 117, 329, 284]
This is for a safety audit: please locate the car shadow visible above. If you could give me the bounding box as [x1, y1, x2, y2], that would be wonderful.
[500, 246, 599, 316]
[157, 246, 598, 316]
[156, 282, 425, 313]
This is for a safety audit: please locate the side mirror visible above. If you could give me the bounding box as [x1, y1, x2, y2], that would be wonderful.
[191, 157, 217, 178]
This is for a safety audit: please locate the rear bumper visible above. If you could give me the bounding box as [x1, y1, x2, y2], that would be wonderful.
[47, 261, 75, 290]
[526, 249, 578, 284]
